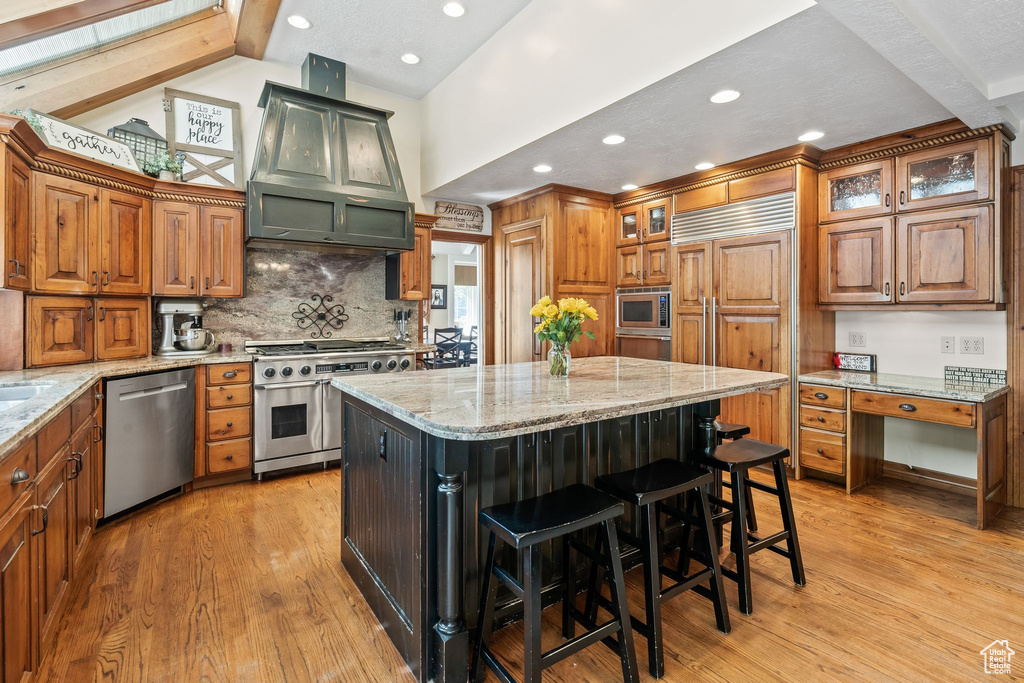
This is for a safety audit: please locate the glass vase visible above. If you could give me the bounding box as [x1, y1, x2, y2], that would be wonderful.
[548, 343, 571, 378]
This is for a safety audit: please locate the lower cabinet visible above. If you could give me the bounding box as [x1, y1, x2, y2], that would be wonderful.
[69, 420, 94, 569]
[0, 492, 34, 683]
[34, 447, 72, 656]
[27, 295, 149, 367]
[195, 363, 253, 479]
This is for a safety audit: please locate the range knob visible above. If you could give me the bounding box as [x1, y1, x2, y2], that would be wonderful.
[280, 366, 293, 377]
[386, 359, 398, 371]
[400, 358, 411, 370]
[299, 365, 312, 376]
[263, 367, 276, 378]
[371, 360, 382, 372]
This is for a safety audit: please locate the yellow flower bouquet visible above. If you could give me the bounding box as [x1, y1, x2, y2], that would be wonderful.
[530, 295, 598, 377]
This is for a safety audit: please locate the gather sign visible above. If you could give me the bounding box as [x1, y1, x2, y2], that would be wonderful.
[29, 110, 141, 172]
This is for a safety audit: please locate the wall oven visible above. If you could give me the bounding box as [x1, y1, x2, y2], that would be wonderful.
[616, 289, 671, 361]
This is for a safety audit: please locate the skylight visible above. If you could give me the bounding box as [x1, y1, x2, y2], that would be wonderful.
[0, 0, 221, 80]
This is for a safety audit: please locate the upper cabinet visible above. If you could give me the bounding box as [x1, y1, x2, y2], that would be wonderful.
[819, 218, 894, 304]
[386, 214, 438, 300]
[199, 206, 244, 298]
[819, 160, 894, 222]
[896, 205, 992, 303]
[616, 198, 670, 247]
[616, 205, 640, 247]
[2, 145, 32, 290]
[895, 138, 991, 212]
[33, 174, 99, 295]
[153, 201, 244, 298]
[99, 189, 150, 296]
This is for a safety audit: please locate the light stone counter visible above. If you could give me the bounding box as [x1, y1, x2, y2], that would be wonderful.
[0, 353, 253, 462]
[799, 370, 1008, 403]
[332, 357, 788, 440]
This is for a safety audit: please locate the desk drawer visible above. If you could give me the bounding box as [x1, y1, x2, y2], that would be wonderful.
[207, 363, 251, 386]
[799, 405, 846, 433]
[799, 383, 846, 409]
[850, 391, 975, 427]
[206, 384, 252, 409]
[207, 407, 252, 441]
[800, 429, 845, 475]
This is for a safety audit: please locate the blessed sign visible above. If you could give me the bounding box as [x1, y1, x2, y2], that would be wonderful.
[29, 110, 141, 172]
[433, 201, 485, 232]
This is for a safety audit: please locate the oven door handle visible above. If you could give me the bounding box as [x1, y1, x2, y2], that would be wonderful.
[615, 334, 672, 341]
[255, 381, 323, 390]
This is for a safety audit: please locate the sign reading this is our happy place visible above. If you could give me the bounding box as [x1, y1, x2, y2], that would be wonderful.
[29, 110, 141, 172]
[171, 94, 234, 152]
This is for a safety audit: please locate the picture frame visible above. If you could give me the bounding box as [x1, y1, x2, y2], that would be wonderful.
[163, 87, 243, 188]
[430, 285, 448, 309]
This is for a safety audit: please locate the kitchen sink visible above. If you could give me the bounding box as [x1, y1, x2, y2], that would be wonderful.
[0, 384, 51, 412]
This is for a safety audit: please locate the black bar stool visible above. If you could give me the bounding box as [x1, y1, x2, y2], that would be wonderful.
[590, 459, 730, 678]
[470, 483, 639, 683]
[714, 420, 757, 532]
[694, 438, 805, 615]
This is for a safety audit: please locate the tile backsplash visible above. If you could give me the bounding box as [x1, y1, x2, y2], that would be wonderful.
[194, 247, 417, 347]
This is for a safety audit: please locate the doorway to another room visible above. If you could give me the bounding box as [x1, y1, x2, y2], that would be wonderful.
[423, 238, 484, 368]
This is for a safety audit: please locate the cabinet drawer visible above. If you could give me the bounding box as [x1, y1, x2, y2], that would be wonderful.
[0, 438, 36, 518]
[800, 429, 845, 475]
[70, 389, 94, 435]
[207, 363, 251, 386]
[850, 390, 975, 427]
[799, 405, 846, 433]
[206, 384, 252, 409]
[37, 407, 71, 471]
[799, 383, 846, 409]
[206, 438, 251, 474]
[207, 407, 251, 441]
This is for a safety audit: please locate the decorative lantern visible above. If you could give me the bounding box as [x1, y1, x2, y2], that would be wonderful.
[107, 118, 167, 167]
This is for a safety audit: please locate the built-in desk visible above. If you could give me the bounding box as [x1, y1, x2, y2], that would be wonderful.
[796, 370, 1009, 529]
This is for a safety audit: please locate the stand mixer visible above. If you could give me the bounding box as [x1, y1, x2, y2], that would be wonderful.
[155, 299, 217, 356]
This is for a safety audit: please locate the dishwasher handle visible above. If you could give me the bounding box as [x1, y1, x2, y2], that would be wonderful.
[117, 381, 189, 402]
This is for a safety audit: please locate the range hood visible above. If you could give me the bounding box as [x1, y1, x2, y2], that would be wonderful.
[247, 54, 414, 251]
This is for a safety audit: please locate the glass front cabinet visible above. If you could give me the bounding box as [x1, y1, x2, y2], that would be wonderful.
[819, 159, 894, 222]
[895, 138, 991, 212]
[617, 198, 671, 246]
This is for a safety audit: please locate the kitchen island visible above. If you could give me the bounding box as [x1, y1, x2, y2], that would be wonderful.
[331, 357, 788, 682]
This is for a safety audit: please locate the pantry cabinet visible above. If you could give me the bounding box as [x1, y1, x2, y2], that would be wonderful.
[2, 145, 32, 291]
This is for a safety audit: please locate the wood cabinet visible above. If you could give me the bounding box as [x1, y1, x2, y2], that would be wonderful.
[895, 138, 991, 212]
[2, 145, 32, 291]
[195, 363, 253, 479]
[896, 205, 992, 303]
[27, 295, 149, 367]
[69, 419, 93, 570]
[199, 206, 244, 297]
[616, 198, 670, 246]
[615, 245, 641, 287]
[152, 201, 199, 296]
[33, 174, 99, 295]
[496, 219, 545, 363]
[642, 242, 670, 285]
[34, 448, 72, 656]
[818, 160, 894, 223]
[616, 205, 640, 247]
[386, 217, 434, 301]
[98, 189, 150, 296]
[0, 492, 34, 683]
[615, 243, 669, 287]
[819, 217, 894, 304]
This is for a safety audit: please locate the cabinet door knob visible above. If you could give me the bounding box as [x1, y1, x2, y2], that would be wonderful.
[31, 505, 48, 536]
[899, 190, 906, 205]
[899, 403, 917, 412]
[884, 192, 891, 208]
[11, 468, 30, 484]
[226, 422, 233, 427]
[899, 282, 906, 296]
[884, 282, 890, 297]
[814, 392, 828, 400]
[817, 448, 824, 454]
[191, 276, 196, 290]
[91, 271, 99, 285]
[817, 416, 825, 423]
[103, 271, 111, 286]
[226, 394, 233, 400]
[226, 454, 233, 460]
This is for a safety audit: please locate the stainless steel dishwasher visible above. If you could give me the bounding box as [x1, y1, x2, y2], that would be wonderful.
[104, 367, 195, 517]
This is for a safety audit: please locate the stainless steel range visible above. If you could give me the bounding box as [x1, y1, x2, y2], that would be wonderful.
[245, 337, 416, 477]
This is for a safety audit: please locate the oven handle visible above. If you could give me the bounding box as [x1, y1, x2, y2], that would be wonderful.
[615, 334, 672, 341]
[254, 381, 324, 390]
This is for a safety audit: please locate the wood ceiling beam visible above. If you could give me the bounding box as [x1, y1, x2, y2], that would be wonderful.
[231, 0, 283, 60]
[0, 10, 237, 119]
[0, 0, 172, 51]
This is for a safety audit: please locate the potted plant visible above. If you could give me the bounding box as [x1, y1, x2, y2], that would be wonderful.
[530, 296, 598, 378]
[142, 151, 183, 181]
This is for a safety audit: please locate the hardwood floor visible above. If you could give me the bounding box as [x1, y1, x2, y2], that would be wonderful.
[37, 468, 1024, 682]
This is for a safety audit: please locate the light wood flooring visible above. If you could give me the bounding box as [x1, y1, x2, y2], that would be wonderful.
[36, 468, 1024, 682]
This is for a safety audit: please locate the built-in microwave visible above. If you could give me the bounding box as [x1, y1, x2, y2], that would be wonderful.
[616, 289, 670, 330]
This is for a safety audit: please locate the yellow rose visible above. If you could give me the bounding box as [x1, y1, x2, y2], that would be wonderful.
[583, 306, 599, 321]
[538, 295, 552, 307]
[559, 298, 578, 313]
[530, 304, 544, 317]
[534, 321, 546, 334]
[543, 304, 559, 318]
[576, 298, 589, 311]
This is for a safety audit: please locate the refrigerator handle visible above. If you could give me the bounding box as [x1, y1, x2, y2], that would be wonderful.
[701, 296, 707, 365]
[711, 297, 717, 367]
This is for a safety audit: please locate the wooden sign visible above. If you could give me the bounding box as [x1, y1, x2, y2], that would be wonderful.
[28, 110, 141, 172]
[434, 200, 484, 232]
[164, 88, 243, 188]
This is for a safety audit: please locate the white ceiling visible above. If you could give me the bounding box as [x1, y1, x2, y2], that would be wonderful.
[263, 0, 533, 98]
[427, 5, 952, 202]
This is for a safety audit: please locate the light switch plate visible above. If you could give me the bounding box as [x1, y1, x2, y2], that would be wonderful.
[941, 336, 955, 354]
[848, 332, 867, 347]
[960, 336, 984, 355]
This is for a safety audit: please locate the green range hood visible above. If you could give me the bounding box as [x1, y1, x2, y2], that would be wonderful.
[247, 53, 414, 251]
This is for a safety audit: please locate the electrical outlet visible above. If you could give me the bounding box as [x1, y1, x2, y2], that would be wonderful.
[848, 332, 867, 347]
[941, 336, 955, 354]
[960, 336, 984, 355]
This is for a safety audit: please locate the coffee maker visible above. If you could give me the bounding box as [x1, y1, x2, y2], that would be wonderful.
[155, 299, 217, 356]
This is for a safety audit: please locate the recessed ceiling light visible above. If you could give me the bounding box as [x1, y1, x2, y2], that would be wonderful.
[602, 134, 625, 145]
[709, 89, 740, 104]
[695, 162, 715, 171]
[401, 53, 420, 65]
[621, 183, 639, 191]
[798, 130, 824, 142]
[287, 15, 311, 29]
[443, 2, 466, 17]
[533, 164, 552, 173]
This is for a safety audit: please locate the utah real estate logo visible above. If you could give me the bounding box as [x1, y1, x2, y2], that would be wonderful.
[980, 640, 1014, 674]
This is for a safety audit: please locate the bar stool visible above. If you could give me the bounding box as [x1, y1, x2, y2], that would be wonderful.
[695, 438, 805, 615]
[714, 421, 757, 532]
[470, 483, 639, 683]
[591, 459, 731, 678]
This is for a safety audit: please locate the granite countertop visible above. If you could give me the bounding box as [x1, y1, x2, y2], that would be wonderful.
[0, 352, 253, 462]
[404, 343, 437, 354]
[332, 357, 788, 440]
[799, 370, 1009, 403]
